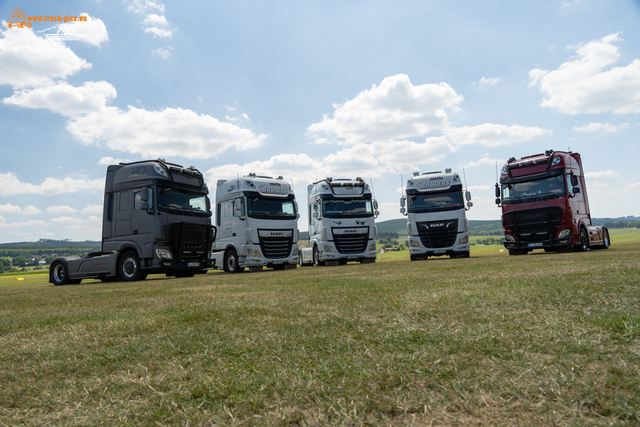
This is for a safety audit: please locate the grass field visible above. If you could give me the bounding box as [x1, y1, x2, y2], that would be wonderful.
[0, 236, 639, 425]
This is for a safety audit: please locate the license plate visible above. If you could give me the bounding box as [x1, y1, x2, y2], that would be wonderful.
[527, 243, 543, 248]
[434, 250, 446, 254]
[347, 255, 358, 259]
[273, 260, 283, 264]
[187, 262, 200, 267]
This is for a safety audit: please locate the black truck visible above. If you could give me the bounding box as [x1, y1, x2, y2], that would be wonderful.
[49, 160, 216, 285]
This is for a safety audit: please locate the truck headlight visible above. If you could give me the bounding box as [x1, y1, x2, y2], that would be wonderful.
[155, 249, 173, 259]
[410, 240, 421, 247]
[248, 249, 261, 257]
[324, 245, 335, 253]
[505, 234, 515, 242]
[557, 229, 571, 238]
[458, 236, 468, 245]
[368, 243, 377, 252]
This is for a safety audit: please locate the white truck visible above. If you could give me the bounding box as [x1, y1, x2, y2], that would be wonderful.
[298, 177, 378, 266]
[400, 169, 473, 260]
[210, 174, 300, 273]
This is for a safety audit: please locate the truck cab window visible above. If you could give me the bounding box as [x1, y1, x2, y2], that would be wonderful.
[134, 191, 141, 209]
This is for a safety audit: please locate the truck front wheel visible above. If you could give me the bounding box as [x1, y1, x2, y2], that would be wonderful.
[118, 250, 145, 281]
[313, 246, 323, 267]
[576, 228, 589, 252]
[298, 250, 304, 267]
[51, 261, 70, 286]
[224, 249, 242, 273]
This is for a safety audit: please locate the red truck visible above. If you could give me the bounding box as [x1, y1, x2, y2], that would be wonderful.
[495, 150, 610, 255]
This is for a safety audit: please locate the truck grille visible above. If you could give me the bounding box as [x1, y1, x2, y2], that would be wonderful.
[258, 230, 293, 259]
[169, 222, 215, 253]
[332, 227, 368, 254]
[503, 208, 562, 236]
[416, 220, 458, 248]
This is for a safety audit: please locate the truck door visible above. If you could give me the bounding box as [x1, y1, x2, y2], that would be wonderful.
[132, 188, 154, 238]
[115, 190, 132, 236]
[221, 201, 233, 238]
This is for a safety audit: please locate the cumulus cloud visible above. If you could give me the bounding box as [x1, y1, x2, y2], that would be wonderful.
[0, 173, 104, 196]
[144, 27, 172, 38]
[66, 106, 267, 159]
[47, 206, 78, 214]
[98, 157, 129, 165]
[572, 122, 629, 133]
[0, 27, 91, 88]
[51, 215, 100, 224]
[444, 124, 552, 147]
[143, 14, 168, 26]
[152, 47, 171, 59]
[459, 157, 504, 168]
[3, 81, 117, 116]
[585, 170, 620, 179]
[23, 206, 42, 215]
[0, 220, 50, 229]
[308, 74, 464, 145]
[82, 204, 103, 214]
[0, 203, 21, 214]
[64, 14, 109, 47]
[529, 33, 640, 114]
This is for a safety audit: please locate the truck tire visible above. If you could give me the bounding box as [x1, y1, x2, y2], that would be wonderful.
[313, 246, 323, 267]
[298, 250, 304, 267]
[118, 250, 145, 281]
[602, 228, 610, 249]
[51, 261, 70, 286]
[224, 248, 242, 273]
[576, 227, 589, 252]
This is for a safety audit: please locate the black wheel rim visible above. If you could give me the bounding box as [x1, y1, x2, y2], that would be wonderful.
[227, 253, 236, 271]
[53, 264, 65, 283]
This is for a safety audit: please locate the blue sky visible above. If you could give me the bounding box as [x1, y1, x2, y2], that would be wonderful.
[1, 0, 639, 243]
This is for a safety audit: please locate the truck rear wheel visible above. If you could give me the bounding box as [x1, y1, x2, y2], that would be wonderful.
[118, 250, 145, 281]
[576, 228, 589, 252]
[602, 228, 610, 249]
[298, 250, 304, 267]
[224, 249, 242, 273]
[51, 261, 70, 286]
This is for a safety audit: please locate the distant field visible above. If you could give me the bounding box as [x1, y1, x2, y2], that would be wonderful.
[0, 238, 638, 425]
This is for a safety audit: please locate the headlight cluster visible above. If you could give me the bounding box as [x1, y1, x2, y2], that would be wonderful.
[458, 236, 468, 245]
[324, 245, 335, 253]
[155, 249, 173, 259]
[368, 243, 377, 252]
[557, 229, 571, 238]
[410, 240, 421, 248]
[248, 249, 261, 257]
[505, 234, 516, 242]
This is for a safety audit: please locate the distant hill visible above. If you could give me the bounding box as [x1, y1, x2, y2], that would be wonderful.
[0, 239, 101, 249]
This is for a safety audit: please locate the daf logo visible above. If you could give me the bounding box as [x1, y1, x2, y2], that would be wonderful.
[270, 232, 284, 236]
[344, 229, 358, 233]
[429, 223, 445, 228]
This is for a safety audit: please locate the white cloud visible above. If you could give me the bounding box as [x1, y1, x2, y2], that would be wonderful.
[585, 170, 620, 179]
[144, 27, 172, 38]
[0, 27, 91, 88]
[47, 206, 78, 214]
[0, 214, 4, 223]
[459, 157, 504, 168]
[529, 32, 640, 114]
[0, 203, 21, 214]
[3, 81, 116, 116]
[0, 173, 104, 196]
[51, 215, 100, 224]
[444, 124, 552, 147]
[143, 14, 168, 26]
[152, 47, 171, 59]
[308, 74, 464, 145]
[65, 14, 109, 47]
[66, 106, 267, 159]
[23, 206, 42, 215]
[572, 122, 629, 133]
[82, 204, 103, 214]
[467, 185, 491, 192]
[98, 157, 128, 165]
[476, 77, 500, 85]
[125, 0, 165, 14]
[0, 220, 50, 229]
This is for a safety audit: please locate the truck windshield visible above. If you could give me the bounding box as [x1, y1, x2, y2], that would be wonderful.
[323, 199, 373, 218]
[502, 175, 566, 203]
[247, 197, 296, 220]
[156, 187, 210, 216]
[408, 190, 463, 213]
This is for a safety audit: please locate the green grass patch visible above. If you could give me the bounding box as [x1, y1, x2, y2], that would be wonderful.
[0, 241, 639, 425]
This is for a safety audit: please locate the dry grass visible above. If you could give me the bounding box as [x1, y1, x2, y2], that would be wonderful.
[0, 241, 639, 426]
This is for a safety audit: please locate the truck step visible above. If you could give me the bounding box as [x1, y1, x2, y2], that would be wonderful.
[248, 266, 263, 273]
[325, 261, 339, 266]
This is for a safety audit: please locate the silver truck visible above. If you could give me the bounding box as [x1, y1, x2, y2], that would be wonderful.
[49, 160, 216, 285]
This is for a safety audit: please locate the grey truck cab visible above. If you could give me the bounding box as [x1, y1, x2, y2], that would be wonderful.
[49, 160, 216, 285]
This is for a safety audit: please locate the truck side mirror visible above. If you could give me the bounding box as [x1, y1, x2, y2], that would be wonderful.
[570, 174, 579, 187]
[400, 207, 406, 215]
[373, 200, 379, 210]
[467, 202, 473, 209]
[400, 197, 405, 208]
[495, 184, 500, 198]
[572, 186, 580, 194]
[233, 200, 244, 219]
[495, 198, 501, 205]
[374, 210, 380, 218]
[465, 191, 472, 201]
[141, 201, 149, 210]
[141, 187, 148, 201]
